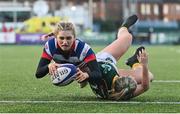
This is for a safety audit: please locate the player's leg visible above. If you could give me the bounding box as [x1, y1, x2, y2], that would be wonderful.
[100, 15, 138, 61]
[101, 27, 132, 61]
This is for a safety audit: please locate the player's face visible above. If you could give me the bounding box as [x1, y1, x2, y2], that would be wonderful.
[56, 31, 75, 51]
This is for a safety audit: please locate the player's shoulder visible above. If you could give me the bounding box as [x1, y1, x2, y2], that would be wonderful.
[75, 38, 91, 47]
[44, 38, 57, 51]
[46, 37, 56, 44]
[75, 38, 84, 44]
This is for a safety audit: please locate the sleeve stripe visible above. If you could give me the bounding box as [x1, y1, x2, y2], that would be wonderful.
[79, 43, 91, 61]
[84, 54, 96, 63]
[74, 40, 79, 51]
[44, 42, 52, 57]
[54, 38, 58, 48]
[76, 40, 85, 58]
[86, 48, 94, 57]
[41, 50, 52, 60]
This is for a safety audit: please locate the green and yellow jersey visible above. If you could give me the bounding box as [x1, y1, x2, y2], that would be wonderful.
[89, 61, 137, 100]
[89, 61, 119, 99]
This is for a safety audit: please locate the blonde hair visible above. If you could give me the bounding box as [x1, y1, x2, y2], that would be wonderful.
[109, 76, 137, 100]
[53, 22, 76, 37]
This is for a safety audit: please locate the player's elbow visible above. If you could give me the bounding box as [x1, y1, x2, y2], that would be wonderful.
[142, 83, 150, 92]
[35, 73, 41, 79]
[35, 72, 44, 79]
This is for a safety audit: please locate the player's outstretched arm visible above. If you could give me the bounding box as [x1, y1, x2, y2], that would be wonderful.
[35, 58, 51, 78]
[133, 49, 150, 97]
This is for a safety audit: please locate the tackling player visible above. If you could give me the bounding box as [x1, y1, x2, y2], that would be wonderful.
[88, 15, 154, 100]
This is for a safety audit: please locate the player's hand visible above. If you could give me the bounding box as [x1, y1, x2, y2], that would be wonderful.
[48, 62, 60, 76]
[75, 68, 89, 83]
[137, 49, 148, 66]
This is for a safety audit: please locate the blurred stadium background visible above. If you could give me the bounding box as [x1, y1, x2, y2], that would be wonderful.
[1, 0, 180, 113]
[0, 0, 180, 45]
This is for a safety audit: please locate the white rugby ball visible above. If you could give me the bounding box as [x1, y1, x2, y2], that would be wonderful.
[51, 63, 77, 86]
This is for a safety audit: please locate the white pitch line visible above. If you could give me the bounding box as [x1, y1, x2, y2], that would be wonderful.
[0, 100, 180, 104]
[153, 80, 180, 83]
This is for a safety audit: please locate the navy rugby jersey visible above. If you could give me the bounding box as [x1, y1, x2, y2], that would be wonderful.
[41, 38, 96, 65]
[35, 38, 102, 83]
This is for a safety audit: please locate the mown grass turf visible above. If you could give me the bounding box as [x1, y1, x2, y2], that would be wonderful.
[0, 45, 180, 113]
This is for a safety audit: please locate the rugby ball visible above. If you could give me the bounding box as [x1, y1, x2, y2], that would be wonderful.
[51, 63, 77, 86]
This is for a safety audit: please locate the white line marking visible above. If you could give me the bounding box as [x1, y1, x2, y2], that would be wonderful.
[153, 80, 180, 83]
[1, 80, 180, 105]
[0, 100, 180, 104]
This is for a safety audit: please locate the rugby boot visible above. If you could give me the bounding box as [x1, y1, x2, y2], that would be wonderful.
[121, 14, 138, 29]
[115, 14, 138, 39]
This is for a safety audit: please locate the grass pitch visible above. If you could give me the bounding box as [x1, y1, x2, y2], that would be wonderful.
[0, 45, 180, 113]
